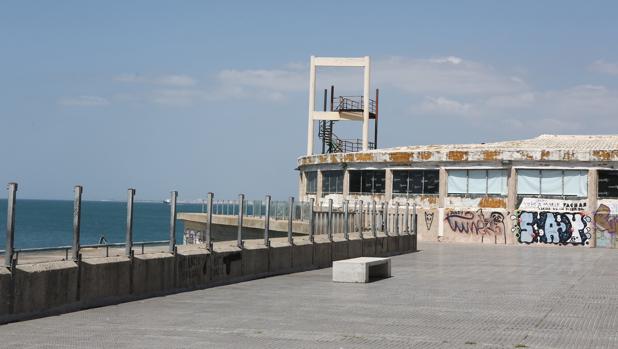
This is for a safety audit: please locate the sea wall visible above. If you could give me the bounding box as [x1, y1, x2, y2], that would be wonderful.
[0, 233, 417, 324]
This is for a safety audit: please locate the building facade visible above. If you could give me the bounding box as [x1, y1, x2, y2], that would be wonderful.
[297, 134, 618, 248]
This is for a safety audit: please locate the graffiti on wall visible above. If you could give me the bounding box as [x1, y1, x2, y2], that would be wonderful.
[424, 212, 434, 230]
[518, 198, 587, 212]
[514, 211, 592, 246]
[184, 229, 203, 244]
[595, 204, 618, 248]
[444, 209, 506, 236]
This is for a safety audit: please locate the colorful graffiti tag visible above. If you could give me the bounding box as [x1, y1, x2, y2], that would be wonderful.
[444, 209, 506, 236]
[514, 211, 592, 246]
[594, 204, 618, 248]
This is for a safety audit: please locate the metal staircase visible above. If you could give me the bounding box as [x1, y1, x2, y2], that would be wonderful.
[316, 86, 379, 154]
[318, 121, 341, 153]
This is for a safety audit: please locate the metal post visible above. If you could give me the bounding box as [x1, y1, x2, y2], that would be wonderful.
[371, 201, 377, 238]
[394, 202, 400, 236]
[287, 196, 294, 245]
[72, 185, 83, 261]
[125, 188, 135, 257]
[380, 202, 388, 236]
[237, 194, 244, 248]
[169, 190, 178, 254]
[327, 199, 333, 241]
[374, 88, 379, 148]
[322, 88, 327, 154]
[382, 202, 388, 236]
[309, 198, 315, 243]
[264, 195, 271, 247]
[352, 201, 357, 233]
[343, 200, 349, 240]
[5, 182, 17, 268]
[206, 192, 213, 250]
[413, 204, 418, 235]
[358, 200, 364, 238]
[405, 202, 410, 234]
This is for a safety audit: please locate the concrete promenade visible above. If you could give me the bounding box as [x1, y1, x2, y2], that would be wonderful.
[1, 242, 617, 348]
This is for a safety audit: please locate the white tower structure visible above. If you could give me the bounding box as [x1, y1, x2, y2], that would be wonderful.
[306, 56, 377, 156]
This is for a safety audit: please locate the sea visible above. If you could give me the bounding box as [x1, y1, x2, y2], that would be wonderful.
[0, 199, 204, 250]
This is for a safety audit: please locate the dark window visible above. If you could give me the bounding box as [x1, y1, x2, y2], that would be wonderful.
[349, 170, 385, 194]
[393, 170, 440, 195]
[322, 171, 343, 195]
[599, 170, 618, 198]
[305, 171, 317, 194]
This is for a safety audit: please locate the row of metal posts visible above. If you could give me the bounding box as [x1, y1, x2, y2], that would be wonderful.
[312, 199, 417, 239]
[3, 183, 181, 267]
[207, 198, 310, 222]
[4, 183, 417, 267]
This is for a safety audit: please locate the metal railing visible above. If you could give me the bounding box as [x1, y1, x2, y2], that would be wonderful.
[1, 182, 418, 267]
[206, 199, 312, 222]
[1, 183, 180, 267]
[333, 138, 376, 153]
[185, 193, 418, 249]
[0, 240, 170, 265]
[334, 96, 376, 115]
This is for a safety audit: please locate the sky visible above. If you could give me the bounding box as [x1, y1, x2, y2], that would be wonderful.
[1, 1, 618, 201]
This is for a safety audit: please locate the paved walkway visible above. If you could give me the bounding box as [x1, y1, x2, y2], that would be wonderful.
[1, 242, 617, 348]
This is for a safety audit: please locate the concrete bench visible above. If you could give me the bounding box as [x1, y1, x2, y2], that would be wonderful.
[332, 257, 391, 283]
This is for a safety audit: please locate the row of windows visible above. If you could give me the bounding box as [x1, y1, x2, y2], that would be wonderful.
[305, 169, 618, 198]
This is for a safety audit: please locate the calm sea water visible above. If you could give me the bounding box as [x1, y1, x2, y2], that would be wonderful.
[0, 199, 204, 250]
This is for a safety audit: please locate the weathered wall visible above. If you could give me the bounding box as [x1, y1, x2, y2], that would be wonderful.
[416, 208, 440, 242]
[0, 234, 417, 324]
[441, 209, 513, 244]
[0, 268, 11, 316]
[180, 214, 307, 244]
[513, 211, 593, 246]
[595, 199, 618, 248]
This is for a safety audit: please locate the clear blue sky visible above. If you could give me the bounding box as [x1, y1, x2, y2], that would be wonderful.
[1, 1, 617, 201]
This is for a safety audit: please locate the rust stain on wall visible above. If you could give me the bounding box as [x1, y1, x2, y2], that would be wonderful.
[389, 152, 412, 163]
[417, 151, 433, 160]
[540, 150, 550, 160]
[517, 151, 534, 160]
[343, 153, 355, 162]
[447, 151, 469, 161]
[592, 150, 618, 161]
[479, 197, 507, 208]
[328, 154, 340, 163]
[423, 196, 439, 205]
[482, 150, 501, 161]
[562, 151, 575, 161]
[354, 153, 374, 162]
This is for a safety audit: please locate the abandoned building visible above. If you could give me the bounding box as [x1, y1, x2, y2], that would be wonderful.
[300, 56, 618, 248]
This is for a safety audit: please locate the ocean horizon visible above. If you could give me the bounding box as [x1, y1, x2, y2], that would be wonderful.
[0, 199, 204, 250]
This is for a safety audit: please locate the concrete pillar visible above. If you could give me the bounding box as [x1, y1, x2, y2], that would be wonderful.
[298, 171, 306, 201]
[362, 56, 371, 151]
[438, 167, 447, 208]
[507, 166, 517, 211]
[588, 168, 598, 248]
[343, 170, 350, 200]
[385, 168, 393, 202]
[588, 169, 598, 211]
[307, 56, 316, 156]
[316, 170, 324, 204]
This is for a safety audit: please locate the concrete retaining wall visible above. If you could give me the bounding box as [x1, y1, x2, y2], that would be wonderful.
[0, 233, 417, 324]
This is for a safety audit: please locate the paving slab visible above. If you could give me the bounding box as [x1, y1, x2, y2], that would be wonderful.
[1, 242, 617, 348]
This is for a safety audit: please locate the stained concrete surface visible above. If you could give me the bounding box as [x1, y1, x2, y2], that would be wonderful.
[1, 242, 617, 348]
